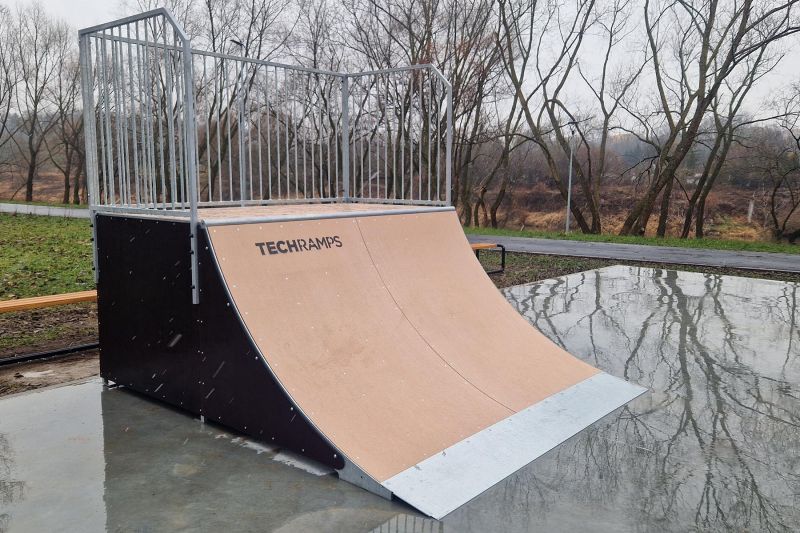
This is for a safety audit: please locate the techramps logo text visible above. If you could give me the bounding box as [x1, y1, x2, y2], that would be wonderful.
[254, 236, 343, 256]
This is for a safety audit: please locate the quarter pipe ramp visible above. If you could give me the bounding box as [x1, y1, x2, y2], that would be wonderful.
[96, 206, 645, 519]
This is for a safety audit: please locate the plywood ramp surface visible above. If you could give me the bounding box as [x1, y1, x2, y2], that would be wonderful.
[207, 218, 511, 482]
[206, 210, 645, 517]
[358, 212, 599, 411]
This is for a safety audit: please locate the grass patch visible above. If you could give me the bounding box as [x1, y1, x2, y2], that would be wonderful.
[0, 214, 94, 299]
[0, 321, 75, 351]
[464, 225, 800, 255]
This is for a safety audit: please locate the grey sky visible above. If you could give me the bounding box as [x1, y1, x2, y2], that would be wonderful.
[40, 0, 115, 30]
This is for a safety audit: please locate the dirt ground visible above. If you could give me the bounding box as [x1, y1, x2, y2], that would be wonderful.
[0, 303, 97, 358]
[0, 350, 99, 396]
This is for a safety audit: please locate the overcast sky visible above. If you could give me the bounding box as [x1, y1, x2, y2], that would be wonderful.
[41, 0, 116, 30]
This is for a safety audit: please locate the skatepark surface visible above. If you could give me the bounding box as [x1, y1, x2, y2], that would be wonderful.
[2, 266, 798, 532]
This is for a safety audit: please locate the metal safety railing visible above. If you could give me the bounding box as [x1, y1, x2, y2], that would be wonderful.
[79, 9, 452, 304]
[78, 8, 453, 215]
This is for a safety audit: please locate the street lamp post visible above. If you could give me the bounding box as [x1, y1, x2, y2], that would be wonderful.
[565, 127, 575, 233]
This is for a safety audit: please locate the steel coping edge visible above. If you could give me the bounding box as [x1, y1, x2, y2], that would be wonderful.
[201, 206, 456, 227]
[381, 372, 648, 519]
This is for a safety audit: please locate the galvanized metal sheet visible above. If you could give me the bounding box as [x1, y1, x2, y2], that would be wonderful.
[382, 372, 647, 519]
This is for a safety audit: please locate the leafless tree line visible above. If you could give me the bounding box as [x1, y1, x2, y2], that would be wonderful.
[0, 2, 81, 203]
[2, 0, 800, 239]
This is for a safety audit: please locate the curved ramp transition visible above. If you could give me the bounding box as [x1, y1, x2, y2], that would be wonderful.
[205, 209, 645, 518]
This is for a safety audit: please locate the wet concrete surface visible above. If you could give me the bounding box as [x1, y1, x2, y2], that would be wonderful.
[1, 265, 799, 532]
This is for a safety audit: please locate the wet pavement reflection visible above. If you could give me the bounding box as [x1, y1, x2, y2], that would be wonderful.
[1, 266, 799, 532]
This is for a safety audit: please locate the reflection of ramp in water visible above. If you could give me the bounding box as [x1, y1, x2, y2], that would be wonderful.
[204, 209, 646, 518]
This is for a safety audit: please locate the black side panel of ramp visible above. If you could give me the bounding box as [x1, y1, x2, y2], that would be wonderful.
[96, 215, 343, 469]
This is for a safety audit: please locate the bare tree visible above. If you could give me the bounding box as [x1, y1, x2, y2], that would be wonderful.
[0, 3, 18, 161]
[498, 0, 601, 233]
[47, 58, 85, 204]
[344, 0, 507, 224]
[10, 3, 70, 202]
[619, 0, 800, 236]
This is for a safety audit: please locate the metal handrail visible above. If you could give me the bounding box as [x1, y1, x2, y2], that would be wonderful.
[79, 8, 454, 303]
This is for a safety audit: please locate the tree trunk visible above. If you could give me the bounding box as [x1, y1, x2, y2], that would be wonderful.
[25, 157, 36, 202]
[490, 177, 507, 228]
[62, 155, 72, 205]
[695, 196, 707, 238]
[656, 176, 673, 237]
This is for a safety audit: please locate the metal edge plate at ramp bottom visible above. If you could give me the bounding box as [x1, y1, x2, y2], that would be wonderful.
[382, 372, 647, 519]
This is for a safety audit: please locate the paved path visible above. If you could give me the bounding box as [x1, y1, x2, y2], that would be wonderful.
[467, 234, 800, 273]
[0, 202, 89, 219]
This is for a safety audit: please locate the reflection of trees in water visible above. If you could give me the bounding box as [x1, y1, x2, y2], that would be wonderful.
[503, 267, 800, 532]
[0, 431, 25, 531]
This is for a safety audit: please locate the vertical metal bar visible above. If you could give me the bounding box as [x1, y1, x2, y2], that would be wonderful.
[333, 86, 338, 199]
[135, 23, 152, 206]
[384, 73, 389, 200]
[284, 68, 290, 199]
[155, 23, 166, 208]
[94, 41, 107, 205]
[359, 81, 364, 199]
[436, 78, 441, 203]
[144, 22, 157, 206]
[418, 72, 422, 202]
[427, 72, 432, 202]
[215, 57, 223, 202]
[126, 24, 140, 206]
[445, 82, 453, 206]
[111, 29, 127, 205]
[408, 74, 413, 202]
[164, 28, 177, 208]
[203, 58, 211, 202]
[400, 74, 405, 200]
[303, 75, 308, 199]
[257, 77, 263, 201]
[293, 72, 298, 199]
[367, 79, 372, 199]
[225, 59, 233, 201]
[181, 36, 199, 304]
[247, 73, 254, 202]
[174, 38, 186, 206]
[79, 35, 99, 207]
[237, 59, 246, 206]
[392, 73, 397, 201]
[341, 75, 350, 201]
[319, 84, 324, 199]
[275, 66, 281, 199]
[79, 34, 101, 283]
[100, 36, 116, 205]
[326, 82, 332, 200]
[266, 67, 273, 200]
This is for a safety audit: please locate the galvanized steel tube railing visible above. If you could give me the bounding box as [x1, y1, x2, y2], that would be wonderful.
[79, 8, 453, 301]
[79, 8, 200, 301]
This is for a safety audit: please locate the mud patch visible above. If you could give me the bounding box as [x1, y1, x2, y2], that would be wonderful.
[0, 350, 99, 396]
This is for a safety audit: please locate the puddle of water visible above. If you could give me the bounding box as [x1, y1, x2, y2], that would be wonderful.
[443, 266, 799, 532]
[273, 449, 334, 476]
